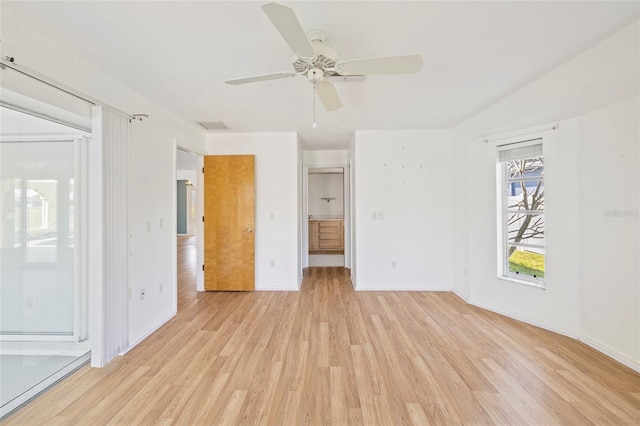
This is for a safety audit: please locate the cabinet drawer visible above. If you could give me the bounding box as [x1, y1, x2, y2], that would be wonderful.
[319, 238, 341, 249]
[309, 220, 343, 253]
[319, 221, 340, 230]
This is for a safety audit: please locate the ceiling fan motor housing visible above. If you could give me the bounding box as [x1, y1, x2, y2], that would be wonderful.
[293, 29, 340, 75]
[307, 68, 324, 83]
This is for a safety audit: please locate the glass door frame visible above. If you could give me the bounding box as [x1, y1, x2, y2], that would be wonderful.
[0, 134, 89, 343]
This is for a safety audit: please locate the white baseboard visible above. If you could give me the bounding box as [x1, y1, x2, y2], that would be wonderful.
[467, 299, 579, 339]
[255, 285, 299, 291]
[122, 311, 177, 355]
[452, 289, 470, 303]
[449, 293, 640, 374]
[355, 282, 451, 291]
[579, 335, 640, 373]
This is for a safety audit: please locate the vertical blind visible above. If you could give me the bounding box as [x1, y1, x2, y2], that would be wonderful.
[93, 105, 130, 366]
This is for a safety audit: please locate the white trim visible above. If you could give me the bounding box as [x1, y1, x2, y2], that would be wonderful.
[0, 334, 75, 342]
[0, 134, 89, 343]
[74, 136, 90, 342]
[355, 283, 452, 292]
[0, 340, 90, 356]
[255, 284, 299, 291]
[301, 162, 351, 276]
[497, 134, 546, 287]
[121, 311, 176, 354]
[0, 348, 89, 357]
[171, 141, 179, 315]
[579, 335, 640, 373]
[0, 133, 90, 142]
[467, 299, 579, 339]
[452, 289, 470, 303]
[0, 100, 91, 133]
[301, 165, 310, 270]
[195, 155, 205, 292]
[497, 275, 545, 289]
[454, 293, 638, 372]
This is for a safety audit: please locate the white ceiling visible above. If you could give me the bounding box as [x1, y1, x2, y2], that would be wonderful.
[3, 1, 639, 149]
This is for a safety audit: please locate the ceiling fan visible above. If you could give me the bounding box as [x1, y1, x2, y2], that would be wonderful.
[225, 2, 424, 113]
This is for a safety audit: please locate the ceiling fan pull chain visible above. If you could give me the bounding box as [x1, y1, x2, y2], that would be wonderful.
[313, 81, 317, 128]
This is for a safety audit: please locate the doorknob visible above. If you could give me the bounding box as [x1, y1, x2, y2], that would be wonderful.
[244, 227, 255, 233]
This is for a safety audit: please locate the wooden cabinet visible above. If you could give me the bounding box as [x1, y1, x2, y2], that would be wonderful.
[308, 221, 318, 251]
[309, 220, 343, 253]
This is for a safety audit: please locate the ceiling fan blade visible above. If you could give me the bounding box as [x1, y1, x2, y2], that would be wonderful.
[262, 2, 316, 59]
[225, 71, 297, 85]
[315, 80, 343, 111]
[337, 55, 423, 75]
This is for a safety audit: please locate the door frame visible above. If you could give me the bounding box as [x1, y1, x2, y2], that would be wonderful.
[301, 163, 351, 271]
[172, 142, 205, 296]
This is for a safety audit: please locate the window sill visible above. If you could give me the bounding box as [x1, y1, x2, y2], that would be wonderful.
[497, 275, 545, 289]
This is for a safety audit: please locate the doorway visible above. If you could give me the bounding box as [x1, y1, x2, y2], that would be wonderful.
[306, 167, 347, 268]
[175, 147, 199, 308]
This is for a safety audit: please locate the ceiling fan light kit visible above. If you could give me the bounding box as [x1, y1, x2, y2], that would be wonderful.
[225, 2, 423, 124]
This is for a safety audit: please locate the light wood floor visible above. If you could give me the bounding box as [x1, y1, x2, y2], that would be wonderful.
[5, 236, 640, 425]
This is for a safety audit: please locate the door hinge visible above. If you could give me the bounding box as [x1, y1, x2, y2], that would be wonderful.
[202, 265, 205, 271]
[202, 216, 205, 222]
[202, 167, 204, 173]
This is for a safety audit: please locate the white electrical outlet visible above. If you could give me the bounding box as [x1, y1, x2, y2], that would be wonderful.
[159, 218, 164, 229]
[391, 261, 396, 268]
[270, 260, 275, 267]
[145, 220, 151, 233]
[378, 211, 384, 220]
[140, 288, 145, 300]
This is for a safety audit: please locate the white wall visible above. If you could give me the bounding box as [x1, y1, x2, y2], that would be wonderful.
[308, 173, 344, 217]
[354, 130, 453, 291]
[465, 124, 581, 337]
[303, 149, 349, 166]
[206, 132, 299, 291]
[176, 170, 197, 185]
[2, 11, 207, 351]
[452, 21, 639, 370]
[576, 98, 639, 366]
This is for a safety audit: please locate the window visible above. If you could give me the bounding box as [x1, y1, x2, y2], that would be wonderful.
[498, 140, 544, 286]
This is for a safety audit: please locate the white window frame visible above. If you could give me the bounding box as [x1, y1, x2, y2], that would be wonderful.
[496, 137, 545, 288]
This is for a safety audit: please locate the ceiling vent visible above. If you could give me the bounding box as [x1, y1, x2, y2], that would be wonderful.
[197, 121, 229, 130]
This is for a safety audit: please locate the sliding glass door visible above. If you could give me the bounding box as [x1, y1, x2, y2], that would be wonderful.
[0, 107, 90, 417]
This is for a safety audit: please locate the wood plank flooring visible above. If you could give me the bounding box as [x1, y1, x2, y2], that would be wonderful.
[4, 236, 640, 424]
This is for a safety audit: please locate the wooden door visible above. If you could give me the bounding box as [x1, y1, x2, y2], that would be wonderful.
[203, 155, 255, 291]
